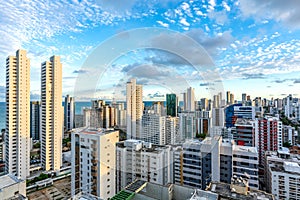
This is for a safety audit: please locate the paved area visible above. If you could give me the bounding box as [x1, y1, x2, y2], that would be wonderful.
[27, 176, 71, 200]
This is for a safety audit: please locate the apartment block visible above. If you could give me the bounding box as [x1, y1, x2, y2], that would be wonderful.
[265, 148, 300, 200]
[116, 140, 173, 192]
[71, 128, 119, 199]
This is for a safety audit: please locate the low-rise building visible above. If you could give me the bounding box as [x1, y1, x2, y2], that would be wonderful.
[207, 177, 274, 200]
[0, 174, 26, 200]
[112, 180, 218, 200]
[265, 148, 300, 200]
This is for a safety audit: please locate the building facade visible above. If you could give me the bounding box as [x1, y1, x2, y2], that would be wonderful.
[126, 79, 143, 139]
[116, 140, 173, 192]
[71, 128, 119, 199]
[41, 55, 63, 171]
[5, 49, 30, 179]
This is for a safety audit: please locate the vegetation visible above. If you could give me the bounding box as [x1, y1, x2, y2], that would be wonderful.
[196, 133, 206, 139]
[33, 142, 40, 149]
[26, 173, 50, 186]
[283, 142, 292, 148]
[62, 138, 71, 145]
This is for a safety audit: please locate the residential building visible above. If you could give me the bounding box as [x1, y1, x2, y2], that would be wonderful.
[212, 107, 224, 127]
[174, 137, 221, 190]
[184, 87, 195, 112]
[257, 117, 281, 172]
[283, 125, 298, 146]
[233, 119, 257, 146]
[265, 148, 300, 200]
[179, 111, 197, 140]
[232, 145, 259, 189]
[41, 55, 63, 171]
[30, 101, 40, 140]
[126, 79, 143, 139]
[64, 95, 75, 131]
[5, 49, 30, 179]
[71, 128, 119, 199]
[141, 111, 166, 145]
[165, 116, 180, 145]
[116, 140, 173, 192]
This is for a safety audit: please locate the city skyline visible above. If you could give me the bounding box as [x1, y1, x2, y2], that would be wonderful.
[1, 1, 300, 101]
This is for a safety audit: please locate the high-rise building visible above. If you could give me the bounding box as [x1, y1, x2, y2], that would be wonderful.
[226, 91, 230, 105]
[111, 102, 126, 128]
[200, 98, 209, 111]
[30, 101, 40, 140]
[230, 93, 234, 104]
[174, 137, 221, 190]
[41, 55, 63, 171]
[257, 117, 281, 172]
[141, 112, 166, 145]
[283, 125, 298, 146]
[116, 140, 173, 192]
[212, 108, 224, 127]
[187, 87, 195, 111]
[126, 79, 143, 139]
[5, 49, 30, 179]
[225, 104, 255, 128]
[166, 94, 177, 117]
[242, 93, 247, 103]
[71, 128, 119, 199]
[165, 116, 180, 145]
[233, 119, 258, 146]
[64, 95, 75, 131]
[179, 112, 197, 140]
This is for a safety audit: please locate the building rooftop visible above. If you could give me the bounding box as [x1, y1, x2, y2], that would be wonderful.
[277, 147, 290, 155]
[75, 127, 117, 136]
[112, 180, 218, 200]
[0, 174, 23, 189]
[207, 182, 274, 200]
[267, 152, 300, 175]
[233, 145, 258, 154]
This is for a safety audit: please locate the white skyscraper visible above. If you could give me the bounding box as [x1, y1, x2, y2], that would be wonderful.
[5, 49, 30, 179]
[126, 78, 143, 139]
[41, 55, 63, 171]
[184, 87, 195, 111]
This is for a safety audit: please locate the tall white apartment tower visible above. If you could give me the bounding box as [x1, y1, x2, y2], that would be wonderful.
[126, 78, 143, 139]
[41, 55, 63, 171]
[184, 87, 195, 111]
[5, 49, 30, 179]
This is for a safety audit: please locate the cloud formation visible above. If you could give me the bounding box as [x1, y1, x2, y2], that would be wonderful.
[239, 0, 300, 29]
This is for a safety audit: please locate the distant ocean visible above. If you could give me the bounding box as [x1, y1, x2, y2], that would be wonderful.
[0, 101, 175, 130]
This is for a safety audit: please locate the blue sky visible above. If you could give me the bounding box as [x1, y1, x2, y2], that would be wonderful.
[1, 0, 300, 101]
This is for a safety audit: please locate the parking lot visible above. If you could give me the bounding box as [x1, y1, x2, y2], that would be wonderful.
[27, 176, 71, 200]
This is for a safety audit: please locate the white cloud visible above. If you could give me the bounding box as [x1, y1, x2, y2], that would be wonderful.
[179, 18, 190, 26]
[157, 21, 169, 28]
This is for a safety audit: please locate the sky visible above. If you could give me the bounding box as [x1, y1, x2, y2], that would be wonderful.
[1, 0, 300, 101]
